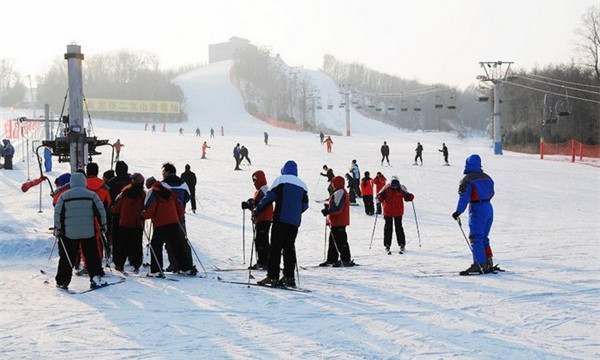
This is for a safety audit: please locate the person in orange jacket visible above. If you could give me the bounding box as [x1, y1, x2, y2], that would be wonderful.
[324, 136, 333, 153]
[201, 141, 210, 159]
[320, 176, 355, 267]
[360, 171, 375, 215]
[377, 176, 414, 254]
[242, 170, 274, 270]
[111, 173, 146, 273]
[142, 177, 197, 276]
[373, 172, 386, 215]
[86, 163, 112, 268]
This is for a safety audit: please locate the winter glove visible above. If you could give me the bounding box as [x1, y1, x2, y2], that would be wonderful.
[405, 193, 414, 201]
[241, 201, 249, 210]
[53, 228, 63, 237]
[100, 224, 108, 233]
[321, 204, 330, 216]
[452, 212, 460, 220]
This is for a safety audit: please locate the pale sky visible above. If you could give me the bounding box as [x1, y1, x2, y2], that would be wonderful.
[1, 0, 597, 88]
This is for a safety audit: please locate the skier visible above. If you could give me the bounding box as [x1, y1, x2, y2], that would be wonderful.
[264, 132, 269, 145]
[345, 173, 359, 205]
[142, 177, 197, 276]
[179, 128, 184, 136]
[102, 170, 115, 183]
[44, 147, 52, 172]
[108, 161, 131, 204]
[181, 164, 197, 214]
[210, 128, 215, 138]
[53, 172, 107, 290]
[360, 171, 375, 215]
[233, 143, 242, 170]
[320, 165, 335, 197]
[319, 131, 325, 144]
[380, 141, 390, 166]
[2, 139, 14, 170]
[86, 163, 111, 266]
[240, 145, 252, 165]
[320, 176, 355, 267]
[52, 173, 71, 206]
[325, 136, 333, 153]
[111, 173, 146, 273]
[152, 124, 156, 133]
[439, 143, 449, 165]
[113, 139, 124, 162]
[144, 122, 148, 131]
[377, 176, 415, 254]
[201, 141, 210, 159]
[349, 160, 361, 197]
[221, 126, 224, 136]
[241, 170, 273, 270]
[452, 154, 496, 275]
[373, 172, 386, 215]
[196, 128, 201, 137]
[254, 160, 309, 288]
[414, 142, 423, 165]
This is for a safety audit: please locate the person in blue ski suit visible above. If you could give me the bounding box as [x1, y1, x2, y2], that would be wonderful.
[43, 147, 52, 172]
[253, 160, 309, 287]
[233, 143, 242, 170]
[452, 154, 495, 274]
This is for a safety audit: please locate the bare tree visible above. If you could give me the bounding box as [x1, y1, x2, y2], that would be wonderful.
[576, 5, 600, 84]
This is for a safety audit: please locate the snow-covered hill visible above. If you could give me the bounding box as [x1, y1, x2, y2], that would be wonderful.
[0, 62, 599, 360]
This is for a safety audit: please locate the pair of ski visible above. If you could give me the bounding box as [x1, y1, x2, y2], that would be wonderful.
[41, 270, 126, 294]
[416, 266, 506, 277]
[217, 277, 312, 293]
[300, 263, 360, 270]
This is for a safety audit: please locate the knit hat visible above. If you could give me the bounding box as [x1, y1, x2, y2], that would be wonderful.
[131, 172, 145, 184]
[145, 176, 156, 189]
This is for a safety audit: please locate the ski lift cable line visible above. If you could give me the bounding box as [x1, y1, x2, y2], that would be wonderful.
[526, 73, 600, 89]
[515, 75, 600, 95]
[502, 80, 600, 104]
[351, 87, 453, 98]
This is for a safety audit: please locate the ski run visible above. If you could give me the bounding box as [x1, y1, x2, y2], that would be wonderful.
[1, 60, 599, 359]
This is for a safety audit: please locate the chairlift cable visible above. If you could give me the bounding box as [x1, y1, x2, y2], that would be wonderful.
[526, 73, 600, 89]
[502, 80, 600, 104]
[516, 75, 600, 95]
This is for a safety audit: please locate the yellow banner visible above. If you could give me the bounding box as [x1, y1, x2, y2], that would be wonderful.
[86, 98, 180, 114]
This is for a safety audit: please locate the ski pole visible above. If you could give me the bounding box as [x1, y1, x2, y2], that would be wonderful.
[294, 246, 301, 287]
[312, 175, 322, 198]
[323, 222, 328, 261]
[145, 235, 166, 278]
[48, 237, 57, 260]
[247, 223, 256, 284]
[242, 209, 246, 264]
[412, 202, 422, 247]
[369, 212, 379, 250]
[57, 235, 75, 269]
[177, 222, 208, 277]
[456, 217, 484, 274]
[195, 195, 204, 211]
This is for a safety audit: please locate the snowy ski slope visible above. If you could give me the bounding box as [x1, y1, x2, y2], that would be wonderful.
[0, 61, 599, 360]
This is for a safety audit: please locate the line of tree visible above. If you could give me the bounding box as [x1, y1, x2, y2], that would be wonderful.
[34, 50, 192, 122]
[0, 59, 27, 107]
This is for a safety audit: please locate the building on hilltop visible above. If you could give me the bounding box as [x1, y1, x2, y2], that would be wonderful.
[209, 37, 252, 63]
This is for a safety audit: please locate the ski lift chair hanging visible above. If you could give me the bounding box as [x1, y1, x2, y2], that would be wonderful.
[434, 94, 443, 108]
[413, 99, 422, 111]
[400, 99, 408, 111]
[446, 94, 457, 109]
[555, 87, 572, 117]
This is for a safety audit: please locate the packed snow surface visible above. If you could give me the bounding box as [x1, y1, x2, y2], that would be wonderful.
[1, 61, 598, 359]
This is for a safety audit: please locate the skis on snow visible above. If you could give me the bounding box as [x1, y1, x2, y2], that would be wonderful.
[217, 277, 312, 293]
[41, 270, 126, 294]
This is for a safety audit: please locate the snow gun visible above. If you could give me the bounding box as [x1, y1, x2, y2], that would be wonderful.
[21, 176, 48, 193]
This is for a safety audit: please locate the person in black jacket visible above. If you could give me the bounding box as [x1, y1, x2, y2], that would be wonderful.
[320, 165, 335, 197]
[380, 141, 390, 166]
[414, 142, 424, 166]
[240, 146, 252, 165]
[107, 161, 131, 259]
[439, 143, 449, 165]
[181, 164, 197, 214]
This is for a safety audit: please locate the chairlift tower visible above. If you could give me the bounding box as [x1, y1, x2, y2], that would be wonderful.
[339, 84, 351, 136]
[478, 61, 513, 155]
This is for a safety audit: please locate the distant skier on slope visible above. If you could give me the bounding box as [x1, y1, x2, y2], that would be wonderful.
[377, 176, 414, 254]
[380, 141, 390, 166]
[320, 165, 335, 197]
[240, 145, 252, 165]
[414, 142, 423, 165]
[325, 136, 333, 153]
[201, 141, 210, 159]
[360, 171, 375, 215]
[373, 172, 386, 215]
[233, 144, 242, 170]
[320, 176, 355, 267]
[452, 154, 497, 275]
[439, 143, 449, 165]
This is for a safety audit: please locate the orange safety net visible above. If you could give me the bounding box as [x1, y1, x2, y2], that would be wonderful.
[541, 139, 600, 159]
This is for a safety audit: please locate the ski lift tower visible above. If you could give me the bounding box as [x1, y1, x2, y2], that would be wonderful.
[339, 84, 351, 136]
[478, 61, 513, 155]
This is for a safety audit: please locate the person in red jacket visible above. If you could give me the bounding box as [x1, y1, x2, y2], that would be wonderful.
[373, 172, 386, 215]
[320, 176, 355, 267]
[111, 173, 146, 273]
[377, 176, 414, 254]
[142, 177, 197, 276]
[201, 141, 210, 159]
[242, 170, 273, 270]
[360, 171, 375, 215]
[325, 136, 333, 153]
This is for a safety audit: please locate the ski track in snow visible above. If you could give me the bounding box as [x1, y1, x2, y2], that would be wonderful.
[1, 60, 599, 359]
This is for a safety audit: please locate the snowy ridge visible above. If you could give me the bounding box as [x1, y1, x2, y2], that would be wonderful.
[0, 60, 599, 359]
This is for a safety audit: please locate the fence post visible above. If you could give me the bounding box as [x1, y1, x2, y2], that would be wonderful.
[579, 142, 583, 161]
[571, 139, 575, 163]
[540, 137, 544, 160]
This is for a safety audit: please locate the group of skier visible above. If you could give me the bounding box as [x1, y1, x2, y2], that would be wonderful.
[51, 160, 200, 290]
